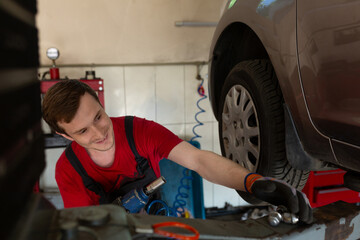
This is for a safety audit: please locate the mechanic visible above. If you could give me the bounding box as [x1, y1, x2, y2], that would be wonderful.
[42, 80, 312, 223]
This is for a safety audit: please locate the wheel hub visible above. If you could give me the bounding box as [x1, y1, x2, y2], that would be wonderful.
[222, 85, 260, 172]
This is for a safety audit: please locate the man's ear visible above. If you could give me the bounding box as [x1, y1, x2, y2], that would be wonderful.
[56, 132, 74, 141]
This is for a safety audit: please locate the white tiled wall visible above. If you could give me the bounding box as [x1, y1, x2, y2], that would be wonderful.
[39, 64, 248, 209]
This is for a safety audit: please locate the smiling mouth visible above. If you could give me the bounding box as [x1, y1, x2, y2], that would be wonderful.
[96, 133, 108, 144]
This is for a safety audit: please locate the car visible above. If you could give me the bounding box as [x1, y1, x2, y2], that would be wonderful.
[208, 0, 360, 203]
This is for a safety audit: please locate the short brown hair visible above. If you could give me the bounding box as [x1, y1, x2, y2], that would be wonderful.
[42, 80, 101, 134]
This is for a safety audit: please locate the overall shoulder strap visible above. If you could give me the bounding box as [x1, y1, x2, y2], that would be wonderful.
[65, 144, 109, 204]
[124, 116, 150, 176]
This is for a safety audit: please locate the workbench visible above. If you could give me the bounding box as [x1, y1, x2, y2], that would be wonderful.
[10, 195, 360, 240]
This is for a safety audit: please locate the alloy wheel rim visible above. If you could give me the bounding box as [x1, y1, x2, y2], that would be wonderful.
[222, 85, 260, 172]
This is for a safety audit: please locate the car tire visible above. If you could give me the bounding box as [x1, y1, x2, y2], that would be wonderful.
[218, 59, 309, 204]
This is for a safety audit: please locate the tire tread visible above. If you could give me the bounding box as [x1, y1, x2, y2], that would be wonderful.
[220, 59, 309, 194]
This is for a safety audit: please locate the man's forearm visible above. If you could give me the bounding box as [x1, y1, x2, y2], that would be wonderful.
[194, 150, 251, 191]
[168, 141, 251, 191]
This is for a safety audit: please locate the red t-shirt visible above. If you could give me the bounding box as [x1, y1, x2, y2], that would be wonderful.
[55, 117, 182, 208]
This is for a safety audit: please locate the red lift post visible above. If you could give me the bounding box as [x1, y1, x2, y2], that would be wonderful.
[302, 169, 360, 208]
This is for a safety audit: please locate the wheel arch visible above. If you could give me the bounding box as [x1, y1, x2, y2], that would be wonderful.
[209, 22, 270, 120]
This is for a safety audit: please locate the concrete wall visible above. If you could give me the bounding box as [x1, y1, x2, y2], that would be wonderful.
[37, 0, 227, 65]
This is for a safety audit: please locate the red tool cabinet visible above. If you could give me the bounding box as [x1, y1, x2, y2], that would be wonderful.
[302, 169, 360, 208]
[40, 79, 105, 107]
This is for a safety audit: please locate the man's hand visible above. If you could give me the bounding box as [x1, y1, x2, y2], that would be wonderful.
[245, 173, 313, 224]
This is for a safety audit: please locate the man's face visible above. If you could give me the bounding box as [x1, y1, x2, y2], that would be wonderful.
[58, 92, 115, 152]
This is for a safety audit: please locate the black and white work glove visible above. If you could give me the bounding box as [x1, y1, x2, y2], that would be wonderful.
[245, 173, 313, 224]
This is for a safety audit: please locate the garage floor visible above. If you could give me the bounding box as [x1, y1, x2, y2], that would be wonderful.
[205, 201, 360, 239]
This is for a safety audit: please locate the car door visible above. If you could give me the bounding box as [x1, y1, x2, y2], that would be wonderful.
[297, 0, 360, 157]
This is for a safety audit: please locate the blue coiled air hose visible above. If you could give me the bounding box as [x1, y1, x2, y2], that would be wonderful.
[189, 76, 207, 148]
[170, 74, 207, 217]
[171, 168, 193, 216]
[147, 72, 207, 217]
[146, 169, 193, 217]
